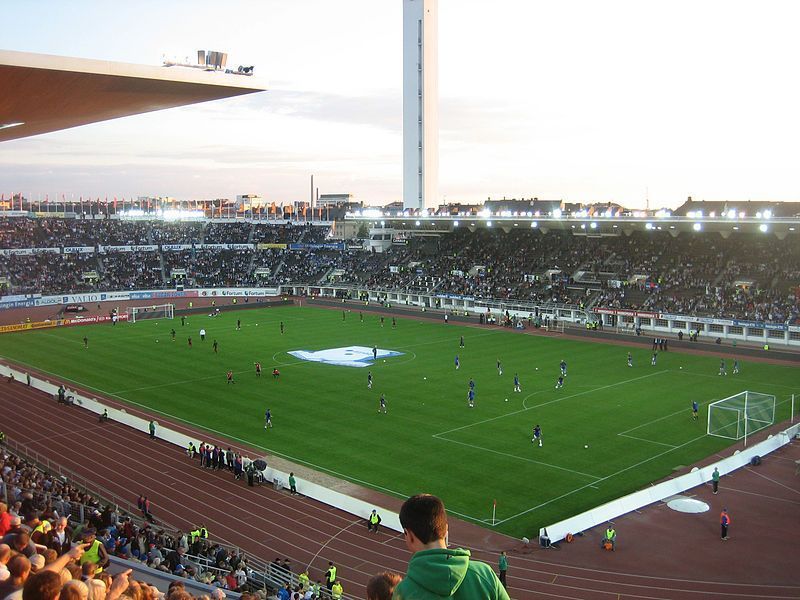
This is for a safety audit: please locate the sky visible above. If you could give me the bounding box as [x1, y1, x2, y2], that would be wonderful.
[2, 0, 800, 209]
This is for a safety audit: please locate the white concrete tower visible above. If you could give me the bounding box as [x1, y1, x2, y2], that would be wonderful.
[403, 0, 438, 211]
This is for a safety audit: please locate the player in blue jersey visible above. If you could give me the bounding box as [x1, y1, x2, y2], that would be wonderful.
[373, 345, 378, 360]
[532, 424, 542, 447]
[555, 375, 564, 389]
[560, 360, 567, 377]
[692, 400, 699, 421]
[264, 408, 272, 429]
[513, 373, 521, 393]
[718, 359, 727, 376]
[651, 352, 658, 366]
[379, 393, 387, 414]
[367, 371, 373, 389]
[467, 388, 475, 408]
[468, 378, 475, 392]
[455, 355, 460, 370]
[627, 352, 633, 367]
[733, 360, 739, 375]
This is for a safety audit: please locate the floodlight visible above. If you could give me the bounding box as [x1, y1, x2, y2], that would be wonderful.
[759, 223, 768, 232]
[552, 208, 562, 218]
[727, 209, 737, 219]
[531, 221, 537, 228]
[590, 222, 597, 229]
[415, 220, 421, 226]
[453, 220, 459, 227]
[693, 223, 702, 231]
[487, 220, 492, 227]
[763, 209, 772, 219]
[645, 223, 654, 230]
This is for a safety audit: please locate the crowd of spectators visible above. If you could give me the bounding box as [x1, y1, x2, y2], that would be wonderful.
[0, 447, 280, 600]
[1, 216, 797, 324]
[100, 253, 164, 292]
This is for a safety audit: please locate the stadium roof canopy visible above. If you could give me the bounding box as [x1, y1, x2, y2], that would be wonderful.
[0, 49, 267, 142]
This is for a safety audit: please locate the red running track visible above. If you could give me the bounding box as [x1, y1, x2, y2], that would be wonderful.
[1, 377, 799, 599]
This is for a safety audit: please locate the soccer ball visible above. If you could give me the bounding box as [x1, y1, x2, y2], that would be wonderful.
[505, 398, 508, 402]
[155, 340, 159, 343]
[584, 444, 589, 449]
[535, 367, 539, 371]
[383, 360, 386, 363]
[256, 323, 259, 326]
[679, 366, 683, 369]
[423, 377, 427, 380]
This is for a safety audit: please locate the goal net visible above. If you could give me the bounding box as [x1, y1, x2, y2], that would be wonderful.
[126, 304, 175, 324]
[707, 391, 776, 441]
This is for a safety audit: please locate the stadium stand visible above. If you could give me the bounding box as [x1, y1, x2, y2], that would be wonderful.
[0, 217, 798, 324]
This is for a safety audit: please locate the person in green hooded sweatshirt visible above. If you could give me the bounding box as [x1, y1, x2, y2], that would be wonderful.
[394, 494, 509, 600]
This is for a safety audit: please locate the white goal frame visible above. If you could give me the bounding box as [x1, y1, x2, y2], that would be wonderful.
[126, 303, 175, 324]
[707, 391, 776, 446]
[545, 321, 565, 334]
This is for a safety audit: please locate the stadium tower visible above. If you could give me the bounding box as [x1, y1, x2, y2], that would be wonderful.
[403, 0, 439, 211]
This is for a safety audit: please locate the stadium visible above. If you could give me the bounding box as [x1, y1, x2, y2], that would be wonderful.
[2, 4, 800, 600]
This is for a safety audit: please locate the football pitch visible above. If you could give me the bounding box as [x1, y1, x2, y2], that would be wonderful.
[1, 305, 797, 537]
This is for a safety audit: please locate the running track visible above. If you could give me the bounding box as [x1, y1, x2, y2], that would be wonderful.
[2, 378, 799, 599]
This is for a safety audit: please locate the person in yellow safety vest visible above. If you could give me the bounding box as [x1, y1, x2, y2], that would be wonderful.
[311, 581, 322, 598]
[199, 524, 209, 539]
[190, 528, 201, 543]
[367, 509, 382, 533]
[331, 581, 343, 599]
[602, 526, 616, 551]
[79, 528, 109, 573]
[325, 562, 337, 592]
[31, 519, 52, 545]
[0, 431, 5, 444]
[297, 570, 310, 590]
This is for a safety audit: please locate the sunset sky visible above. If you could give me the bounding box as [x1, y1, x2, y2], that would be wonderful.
[2, 0, 800, 208]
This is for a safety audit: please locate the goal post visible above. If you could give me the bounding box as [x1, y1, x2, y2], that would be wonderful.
[707, 391, 776, 445]
[126, 304, 175, 324]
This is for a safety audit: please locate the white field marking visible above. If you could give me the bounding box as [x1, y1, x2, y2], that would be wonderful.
[112, 370, 251, 394]
[431, 435, 601, 480]
[617, 433, 679, 449]
[677, 369, 800, 390]
[617, 399, 718, 435]
[1, 354, 423, 500]
[433, 370, 669, 438]
[492, 433, 708, 526]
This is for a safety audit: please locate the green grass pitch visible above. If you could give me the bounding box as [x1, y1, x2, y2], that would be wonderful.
[1, 305, 797, 537]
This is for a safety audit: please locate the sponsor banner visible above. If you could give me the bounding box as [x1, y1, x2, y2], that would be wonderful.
[198, 243, 226, 250]
[257, 243, 287, 250]
[435, 293, 475, 301]
[0, 248, 62, 256]
[63, 246, 95, 254]
[129, 291, 154, 300]
[595, 308, 659, 318]
[0, 299, 36, 309]
[64, 304, 87, 313]
[731, 319, 788, 332]
[228, 244, 255, 250]
[62, 314, 129, 326]
[162, 244, 193, 251]
[0, 320, 57, 334]
[34, 211, 66, 218]
[130, 245, 159, 252]
[196, 288, 277, 297]
[100, 245, 131, 253]
[389, 265, 400, 273]
[288, 242, 344, 251]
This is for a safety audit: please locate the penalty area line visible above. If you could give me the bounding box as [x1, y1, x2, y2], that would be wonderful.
[492, 432, 708, 526]
[432, 434, 601, 481]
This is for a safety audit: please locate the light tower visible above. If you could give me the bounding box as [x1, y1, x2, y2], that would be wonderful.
[403, 0, 438, 211]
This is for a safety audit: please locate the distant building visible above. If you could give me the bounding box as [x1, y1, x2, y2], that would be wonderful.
[318, 193, 355, 207]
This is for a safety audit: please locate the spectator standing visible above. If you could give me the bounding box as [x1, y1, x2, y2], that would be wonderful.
[720, 508, 731, 540]
[393, 494, 509, 599]
[498, 552, 508, 589]
[324, 562, 337, 592]
[148, 421, 156, 440]
[288, 473, 297, 495]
